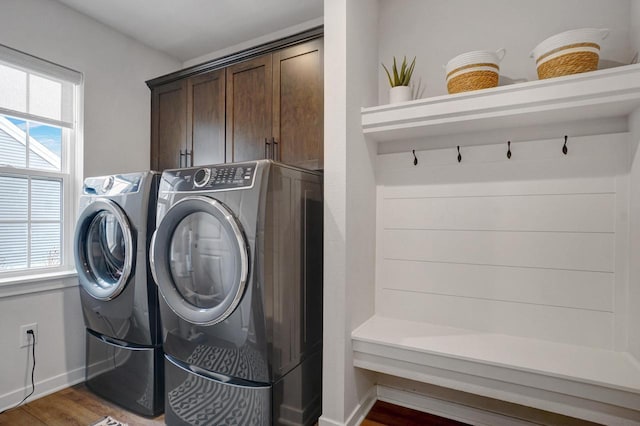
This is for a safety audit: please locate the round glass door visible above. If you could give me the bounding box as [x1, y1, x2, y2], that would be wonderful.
[151, 196, 249, 325]
[74, 199, 134, 300]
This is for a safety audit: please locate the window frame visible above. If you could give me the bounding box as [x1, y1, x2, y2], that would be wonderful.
[0, 44, 83, 287]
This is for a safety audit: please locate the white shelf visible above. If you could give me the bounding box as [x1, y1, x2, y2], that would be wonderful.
[362, 64, 640, 143]
[352, 316, 640, 422]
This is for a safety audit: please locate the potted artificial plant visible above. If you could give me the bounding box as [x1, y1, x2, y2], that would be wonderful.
[382, 56, 416, 104]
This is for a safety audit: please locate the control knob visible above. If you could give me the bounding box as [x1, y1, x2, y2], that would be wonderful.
[194, 168, 211, 188]
[102, 176, 114, 191]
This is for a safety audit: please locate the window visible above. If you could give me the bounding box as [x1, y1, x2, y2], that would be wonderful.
[0, 44, 82, 278]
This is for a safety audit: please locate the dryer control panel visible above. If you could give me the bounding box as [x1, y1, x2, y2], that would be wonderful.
[166, 162, 257, 192]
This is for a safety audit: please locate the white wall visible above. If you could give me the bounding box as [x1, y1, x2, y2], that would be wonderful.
[632, 0, 640, 56]
[0, 283, 84, 409]
[378, 0, 633, 101]
[321, 0, 378, 424]
[0, 0, 179, 410]
[629, 108, 640, 359]
[629, 0, 640, 358]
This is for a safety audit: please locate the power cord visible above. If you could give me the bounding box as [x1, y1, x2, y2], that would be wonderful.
[0, 330, 36, 415]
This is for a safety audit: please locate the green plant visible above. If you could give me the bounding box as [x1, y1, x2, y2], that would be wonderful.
[382, 56, 416, 87]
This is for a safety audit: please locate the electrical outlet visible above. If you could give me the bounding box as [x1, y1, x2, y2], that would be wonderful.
[19, 323, 37, 348]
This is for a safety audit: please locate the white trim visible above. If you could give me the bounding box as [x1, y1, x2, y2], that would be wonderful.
[318, 417, 344, 426]
[614, 172, 631, 351]
[0, 47, 83, 278]
[0, 270, 77, 298]
[318, 386, 377, 426]
[66, 79, 83, 271]
[0, 365, 85, 412]
[362, 63, 640, 144]
[346, 386, 377, 426]
[0, 166, 66, 179]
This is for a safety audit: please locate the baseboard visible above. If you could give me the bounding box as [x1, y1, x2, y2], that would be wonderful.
[376, 385, 533, 426]
[318, 386, 377, 426]
[346, 387, 377, 426]
[0, 366, 85, 412]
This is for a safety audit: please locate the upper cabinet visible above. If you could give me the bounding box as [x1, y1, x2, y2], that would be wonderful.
[188, 69, 226, 167]
[148, 30, 324, 171]
[150, 80, 186, 171]
[226, 55, 273, 163]
[273, 39, 324, 170]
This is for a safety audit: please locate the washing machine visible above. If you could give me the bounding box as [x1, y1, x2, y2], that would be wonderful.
[74, 171, 163, 416]
[151, 160, 323, 426]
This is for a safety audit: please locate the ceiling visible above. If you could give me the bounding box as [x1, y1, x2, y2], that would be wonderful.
[54, 0, 323, 62]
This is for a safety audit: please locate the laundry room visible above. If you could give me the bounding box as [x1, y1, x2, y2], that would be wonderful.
[1, 0, 640, 425]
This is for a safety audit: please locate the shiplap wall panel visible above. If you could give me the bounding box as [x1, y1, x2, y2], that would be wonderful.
[380, 260, 613, 312]
[378, 289, 614, 349]
[379, 177, 616, 199]
[375, 133, 629, 350]
[382, 230, 614, 272]
[382, 194, 615, 233]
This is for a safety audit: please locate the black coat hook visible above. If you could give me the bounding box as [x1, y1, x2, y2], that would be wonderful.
[412, 150, 418, 166]
[457, 146, 462, 163]
[562, 135, 568, 155]
[507, 141, 512, 159]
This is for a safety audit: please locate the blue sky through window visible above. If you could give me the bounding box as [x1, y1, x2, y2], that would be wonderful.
[6, 115, 61, 156]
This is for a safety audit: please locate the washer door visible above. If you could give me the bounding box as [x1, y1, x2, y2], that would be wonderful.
[74, 198, 135, 301]
[151, 196, 249, 326]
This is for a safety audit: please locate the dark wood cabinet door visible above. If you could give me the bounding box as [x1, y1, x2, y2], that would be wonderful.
[151, 80, 187, 171]
[187, 69, 226, 167]
[273, 38, 324, 170]
[226, 55, 273, 163]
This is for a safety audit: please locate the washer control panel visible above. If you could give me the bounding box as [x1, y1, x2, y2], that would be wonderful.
[167, 163, 257, 192]
[83, 173, 142, 195]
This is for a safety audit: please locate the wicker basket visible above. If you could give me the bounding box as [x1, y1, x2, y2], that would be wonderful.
[531, 28, 608, 80]
[447, 66, 500, 94]
[445, 49, 505, 94]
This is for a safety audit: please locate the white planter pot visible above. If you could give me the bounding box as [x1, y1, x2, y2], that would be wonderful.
[389, 86, 412, 104]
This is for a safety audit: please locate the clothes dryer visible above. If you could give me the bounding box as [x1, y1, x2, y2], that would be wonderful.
[151, 161, 322, 425]
[74, 171, 163, 416]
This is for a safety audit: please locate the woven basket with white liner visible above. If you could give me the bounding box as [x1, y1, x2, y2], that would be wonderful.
[530, 28, 609, 79]
[445, 49, 506, 94]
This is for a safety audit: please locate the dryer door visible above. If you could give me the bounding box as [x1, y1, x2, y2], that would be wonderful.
[151, 195, 249, 326]
[74, 198, 135, 300]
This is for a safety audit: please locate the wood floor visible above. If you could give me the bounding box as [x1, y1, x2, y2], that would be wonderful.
[0, 385, 466, 425]
[0, 384, 164, 426]
[362, 401, 469, 426]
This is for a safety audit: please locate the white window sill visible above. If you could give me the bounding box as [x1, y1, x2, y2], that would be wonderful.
[0, 269, 78, 298]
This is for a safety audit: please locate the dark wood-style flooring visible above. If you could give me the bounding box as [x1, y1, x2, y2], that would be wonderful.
[0, 384, 164, 426]
[0, 384, 466, 425]
[362, 401, 469, 426]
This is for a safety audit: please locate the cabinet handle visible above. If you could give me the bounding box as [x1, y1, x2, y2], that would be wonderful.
[179, 149, 186, 168]
[272, 137, 279, 162]
[264, 138, 271, 159]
